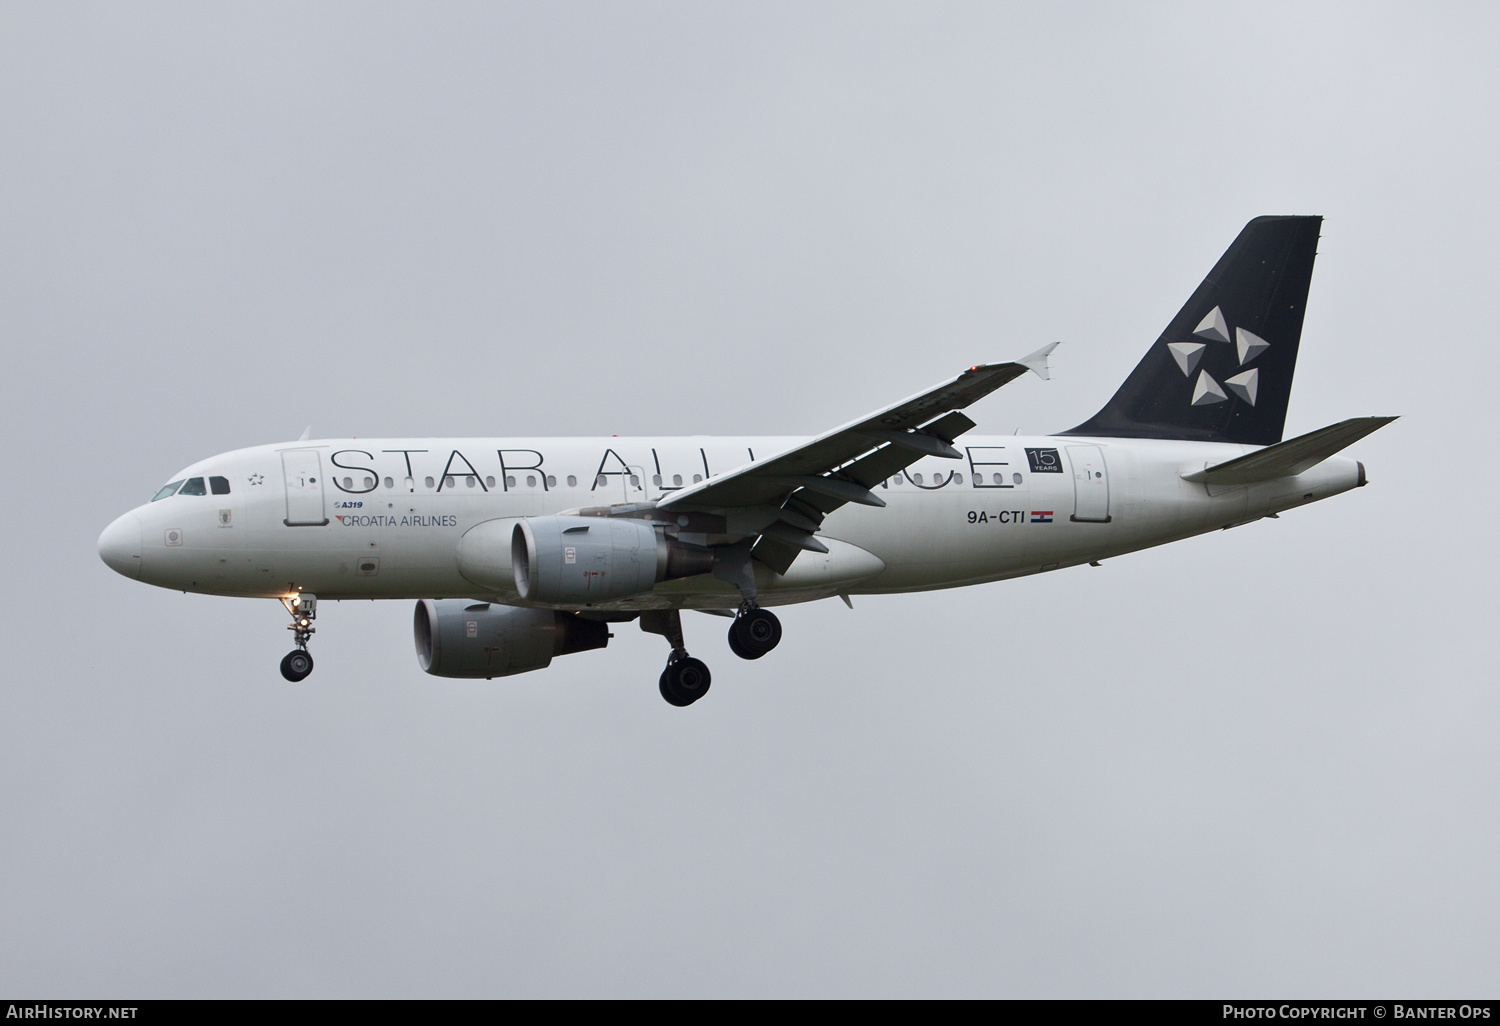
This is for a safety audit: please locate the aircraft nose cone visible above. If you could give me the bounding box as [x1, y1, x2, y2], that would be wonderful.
[98, 512, 142, 579]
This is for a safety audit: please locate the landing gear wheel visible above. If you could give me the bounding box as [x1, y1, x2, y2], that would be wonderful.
[280, 649, 314, 682]
[659, 669, 690, 707]
[659, 656, 711, 706]
[728, 608, 782, 660]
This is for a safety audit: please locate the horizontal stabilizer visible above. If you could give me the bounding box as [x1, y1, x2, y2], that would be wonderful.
[1183, 417, 1398, 485]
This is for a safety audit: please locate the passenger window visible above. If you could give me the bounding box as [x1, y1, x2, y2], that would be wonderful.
[179, 477, 207, 496]
[465, 476, 476, 488]
[363, 476, 374, 489]
[953, 473, 963, 485]
[506, 476, 516, 488]
[653, 474, 662, 486]
[210, 476, 231, 495]
[485, 476, 495, 488]
[913, 473, 923, 485]
[1012, 472, 1022, 485]
[443, 476, 455, 488]
[424, 476, 435, 488]
[567, 476, 578, 487]
[672, 474, 682, 486]
[546, 475, 556, 488]
[383, 477, 394, 489]
[152, 480, 184, 501]
[693, 474, 702, 483]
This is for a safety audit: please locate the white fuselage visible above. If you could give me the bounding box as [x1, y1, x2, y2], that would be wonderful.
[98, 435, 1364, 609]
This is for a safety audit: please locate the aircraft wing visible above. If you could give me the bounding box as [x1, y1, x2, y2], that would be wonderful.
[658, 344, 1056, 572]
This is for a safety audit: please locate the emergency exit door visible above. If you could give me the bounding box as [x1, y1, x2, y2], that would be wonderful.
[1067, 445, 1111, 523]
[282, 450, 329, 526]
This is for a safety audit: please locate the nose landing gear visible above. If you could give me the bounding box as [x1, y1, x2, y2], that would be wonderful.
[727, 605, 782, 660]
[280, 593, 317, 682]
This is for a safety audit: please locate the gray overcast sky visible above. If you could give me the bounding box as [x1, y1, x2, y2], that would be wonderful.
[1, 2, 1495, 998]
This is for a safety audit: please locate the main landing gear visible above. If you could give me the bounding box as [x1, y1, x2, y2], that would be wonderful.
[640, 609, 711, 707]
[640, 604, 784, 706]
[727, 604, 782, 660]
[280, 593, 316, 682]
[710, 542, 782, 663]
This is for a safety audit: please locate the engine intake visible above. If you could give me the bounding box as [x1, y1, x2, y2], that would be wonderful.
[413, 599, 609, 678]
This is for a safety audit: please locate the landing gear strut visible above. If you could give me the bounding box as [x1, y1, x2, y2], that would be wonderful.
[727, 604, 782, 660]
[280, 593, 316, 682]
[711, 542, 783, 661]
[641, 609, 711, 706]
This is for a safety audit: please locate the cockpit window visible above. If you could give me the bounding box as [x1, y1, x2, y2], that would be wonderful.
[178, 477, 207, 496]
[210, 476, 231, 495]
[152, 480, 184, 501]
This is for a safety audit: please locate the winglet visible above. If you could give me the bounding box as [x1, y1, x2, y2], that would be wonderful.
[1018, 342, 1060, 380]
[297, 425, 312, 441]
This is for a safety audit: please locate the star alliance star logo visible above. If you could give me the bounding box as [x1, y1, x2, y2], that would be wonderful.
[248, 474, 264, 486]
[1167, 305, 1266, 407]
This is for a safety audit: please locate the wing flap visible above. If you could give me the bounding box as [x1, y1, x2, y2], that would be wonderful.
[661, 348, 1054, 514]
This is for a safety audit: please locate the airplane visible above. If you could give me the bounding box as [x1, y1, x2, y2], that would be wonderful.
[98, 215, 1394, 706]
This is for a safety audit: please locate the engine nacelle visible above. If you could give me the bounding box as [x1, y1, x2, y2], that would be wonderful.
[413, 599, 609, 679]
[511, 515, 667, 604]
[455, 517, 526, 596]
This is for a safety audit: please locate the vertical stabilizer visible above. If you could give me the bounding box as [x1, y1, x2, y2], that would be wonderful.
[1063, 215, 1322, 445]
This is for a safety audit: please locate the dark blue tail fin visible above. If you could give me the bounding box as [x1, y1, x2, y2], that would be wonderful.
[1063, 215, 1322, 446]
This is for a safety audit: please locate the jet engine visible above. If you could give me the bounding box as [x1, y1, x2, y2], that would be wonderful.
[510, 515, 713, 604]
[413, 598, 609, 679]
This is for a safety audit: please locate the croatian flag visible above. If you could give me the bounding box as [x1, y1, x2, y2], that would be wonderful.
[1030, 510, 1053, 523]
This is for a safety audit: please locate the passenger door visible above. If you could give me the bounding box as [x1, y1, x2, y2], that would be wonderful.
[1067, 445, 1111, 523]
[282, 450, 328, 526]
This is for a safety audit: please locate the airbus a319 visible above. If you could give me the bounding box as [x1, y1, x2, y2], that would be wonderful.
[98, 216, 1394, 706]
